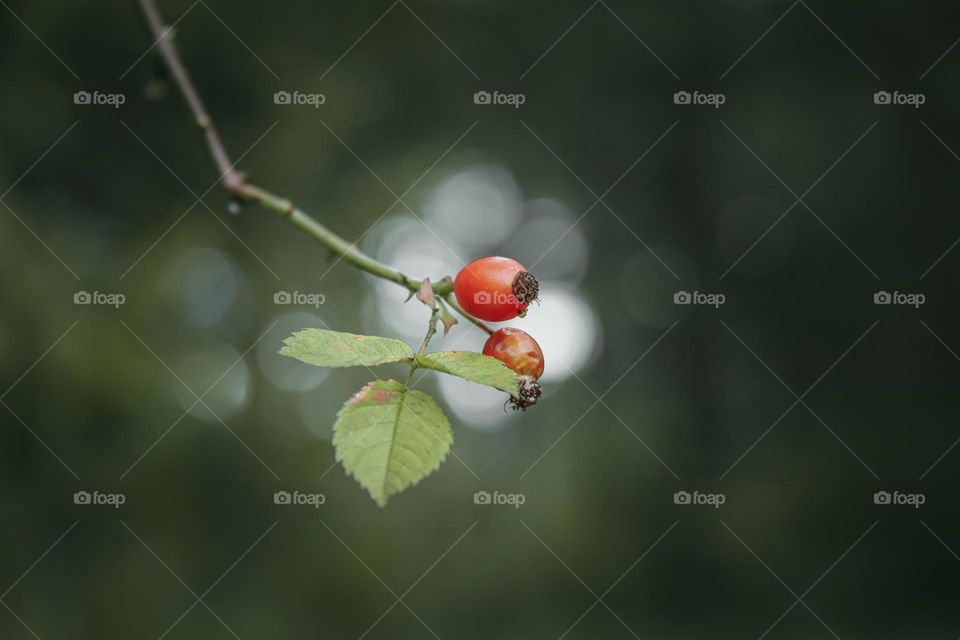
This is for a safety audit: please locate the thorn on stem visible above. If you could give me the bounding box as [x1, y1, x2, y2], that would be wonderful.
[437, 301, 458, 335]
[415, 278, 436, 309]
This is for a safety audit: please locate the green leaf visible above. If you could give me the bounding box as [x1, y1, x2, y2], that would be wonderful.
[280, 329, 413, 368]
[415, 351, 521, 395]
[334, 380, 452, 507]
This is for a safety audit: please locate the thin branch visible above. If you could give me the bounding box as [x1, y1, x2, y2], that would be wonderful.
[442, 294, 493, 335]
[134, 0, 238, 190]
[405, 307, 441, 385]
[133, 0, 454, 296]
[416, 307, 441, 356]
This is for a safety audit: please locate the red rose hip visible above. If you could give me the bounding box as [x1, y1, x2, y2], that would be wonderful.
[454, 257, 539, 322]
[483, 327, 545, 380]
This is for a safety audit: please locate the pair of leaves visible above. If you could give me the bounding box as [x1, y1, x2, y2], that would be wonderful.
[280, 328, 520, 394]
[280, 329, 521, 506]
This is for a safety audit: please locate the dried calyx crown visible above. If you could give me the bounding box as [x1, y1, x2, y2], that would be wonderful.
[509, 376, 542, 411]
[512, 271, 539, 317]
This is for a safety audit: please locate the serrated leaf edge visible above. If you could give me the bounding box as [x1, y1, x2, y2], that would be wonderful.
[333, 380, 452, 507]
[414, 351, 521, 396]
[278, 329, 414, 368]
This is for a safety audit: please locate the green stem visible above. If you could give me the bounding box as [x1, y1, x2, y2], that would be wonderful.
[442, 294, 494, 335]
[133, 0, 453, 297]
[405, 307, 440, 386]
[238, 184, 449, 294]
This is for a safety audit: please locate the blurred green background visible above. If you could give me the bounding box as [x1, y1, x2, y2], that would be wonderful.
[2, 0, 960, 637]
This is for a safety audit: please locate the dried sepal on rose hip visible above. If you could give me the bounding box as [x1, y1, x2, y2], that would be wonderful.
[510, 376, 542, 411]
[454, 257, 539, 322]
[482, 327, 544, 411]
